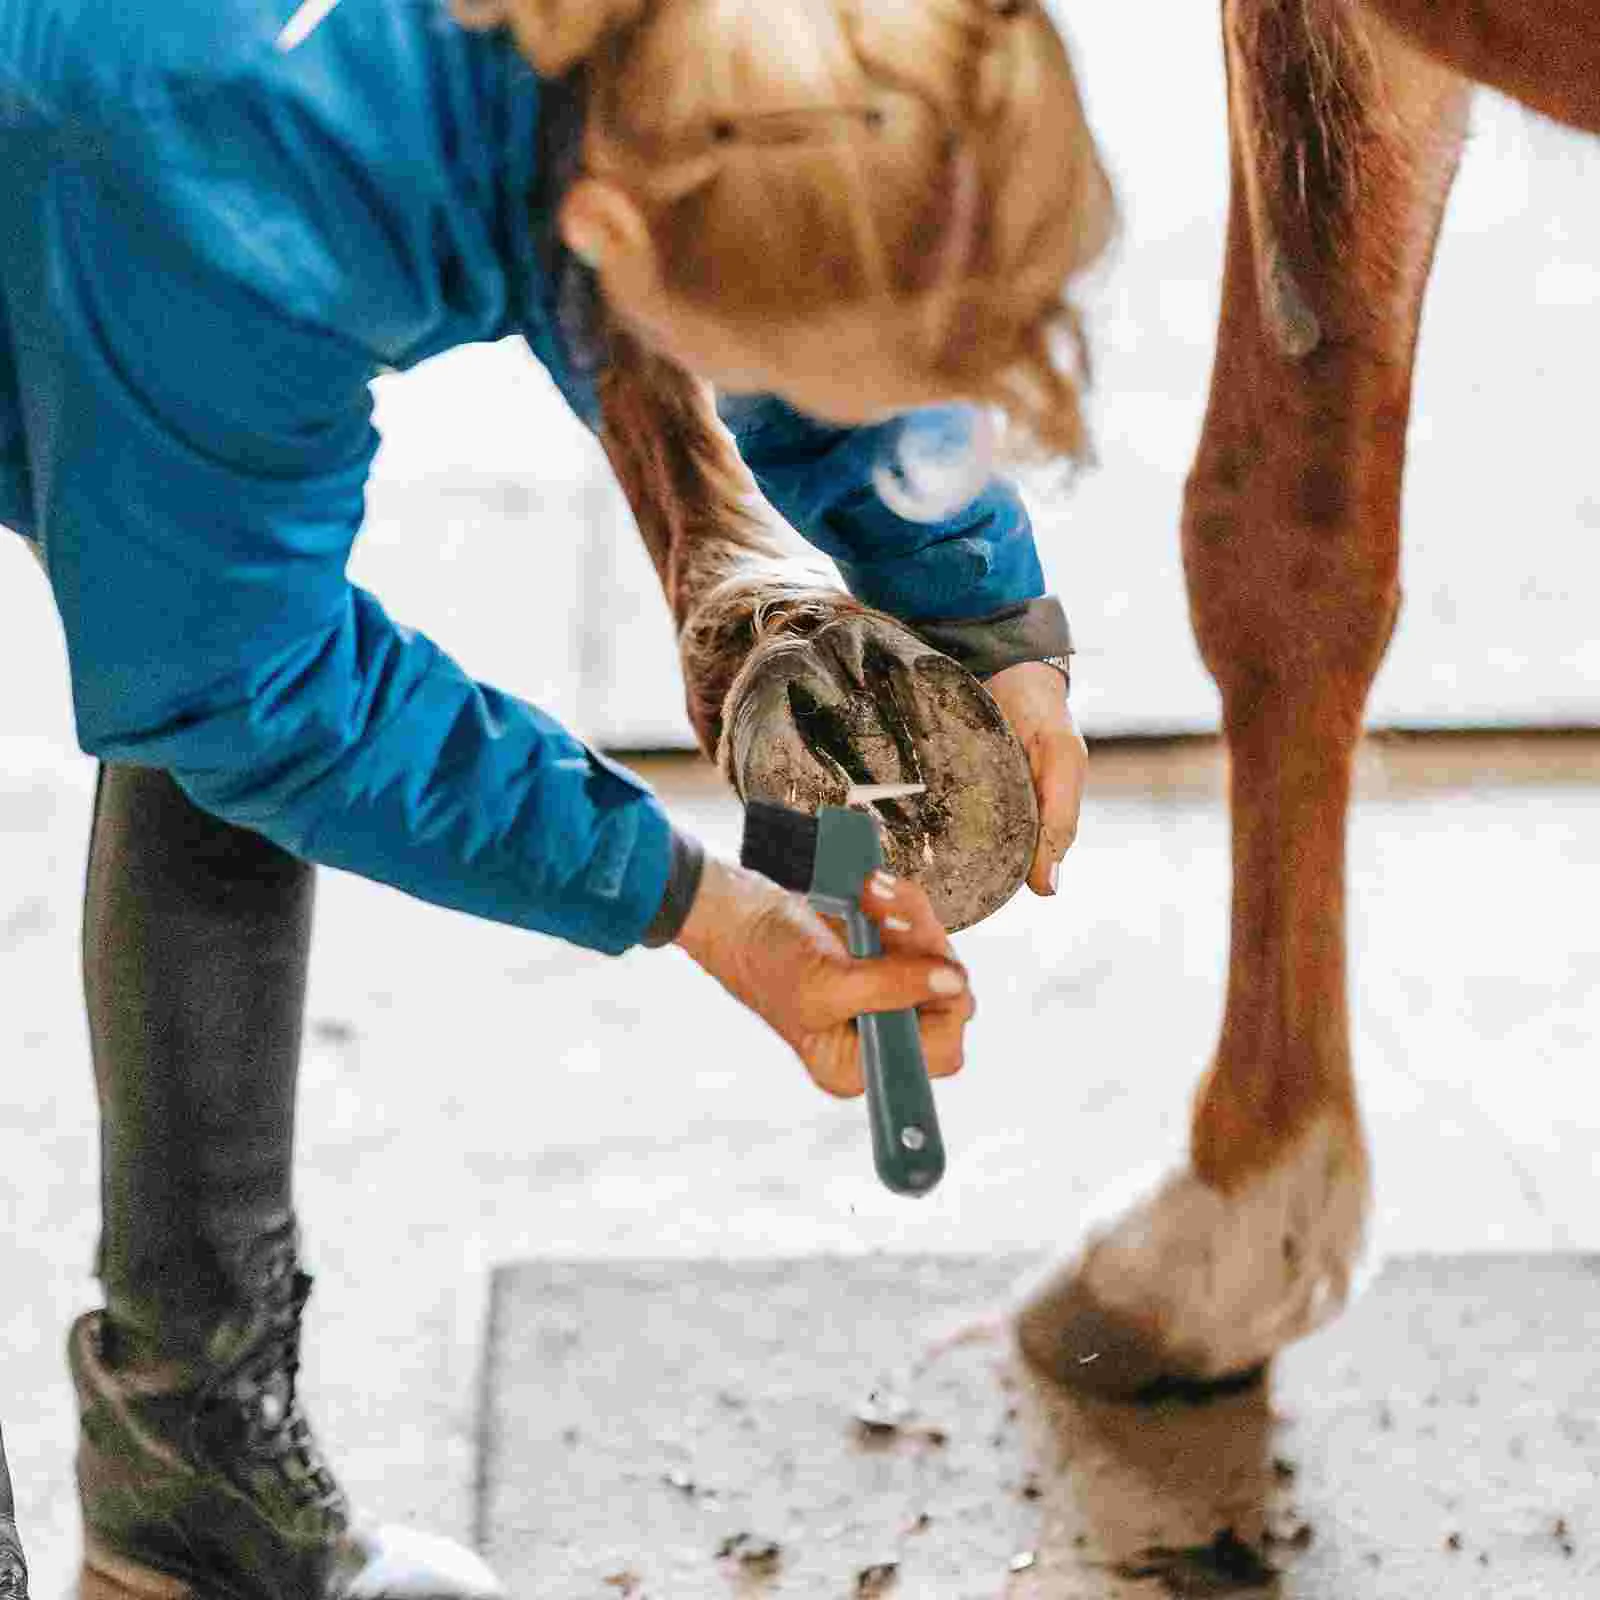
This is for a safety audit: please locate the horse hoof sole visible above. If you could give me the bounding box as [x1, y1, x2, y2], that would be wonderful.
[724, 613, 1037, 931]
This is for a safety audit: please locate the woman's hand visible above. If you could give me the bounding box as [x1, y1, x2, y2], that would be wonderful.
[984, 661, 1087, 897]
[673, 856, 974, 1098]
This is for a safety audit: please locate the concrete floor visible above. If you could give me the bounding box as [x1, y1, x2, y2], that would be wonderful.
[2, 733, 1599, 1594]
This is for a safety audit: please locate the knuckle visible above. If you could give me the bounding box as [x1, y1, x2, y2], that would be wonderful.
[807, 1053, 858, 1100]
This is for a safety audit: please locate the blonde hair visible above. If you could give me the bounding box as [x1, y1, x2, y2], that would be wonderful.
[457, 0, 1115, 463]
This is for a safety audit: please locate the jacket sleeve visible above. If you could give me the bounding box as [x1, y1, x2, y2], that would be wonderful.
[715, 392, 1047, 622]
[22, 159, 684, 957]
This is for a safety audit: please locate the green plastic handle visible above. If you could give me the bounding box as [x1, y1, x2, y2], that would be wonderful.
[845, 907, 946, 1197]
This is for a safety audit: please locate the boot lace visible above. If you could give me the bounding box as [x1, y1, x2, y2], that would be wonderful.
[201, 1249, 346, 1522]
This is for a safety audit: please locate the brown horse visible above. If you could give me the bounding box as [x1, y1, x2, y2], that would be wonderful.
[598, 0, 1600, 1398]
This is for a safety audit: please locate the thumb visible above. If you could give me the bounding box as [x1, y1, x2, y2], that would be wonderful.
[1028, 726, 1087, 895]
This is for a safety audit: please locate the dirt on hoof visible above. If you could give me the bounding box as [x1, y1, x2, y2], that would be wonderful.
[722, 613, 1037, 931]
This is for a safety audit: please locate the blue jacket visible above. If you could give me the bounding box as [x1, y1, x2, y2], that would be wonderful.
[0, 0, 1048, 955]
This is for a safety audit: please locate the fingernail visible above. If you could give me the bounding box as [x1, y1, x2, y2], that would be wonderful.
[884, 916, 912, 933]
[1049, 860, 1060, 894]
[867, 873, 897, 901]
[928, 966, 966, 997]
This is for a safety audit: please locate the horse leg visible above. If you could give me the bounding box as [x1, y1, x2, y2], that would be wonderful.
[1359, 0, 1600, 132]
[595, 331, 1037, 931]
[1016, 0, 1472, 1396]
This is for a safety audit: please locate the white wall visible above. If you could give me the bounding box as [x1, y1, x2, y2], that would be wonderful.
[6, 4, 1599, 762]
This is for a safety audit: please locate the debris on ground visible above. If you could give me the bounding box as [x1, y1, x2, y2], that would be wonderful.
[850, 1389, 946, 1447]
[906, 1512, 932, 1535]
[662, 1469, 697, 1495]
[1110, 1528, 1279, 1596]
[855, 1559, 899, 1594]
[1008, 1551, 1036, 1574]
[716, 1533, 783, 1575]
[1446, 1533, 1463, 1553]
[852, 1390, 913, 1440]
[602, 1572, 644, 1596]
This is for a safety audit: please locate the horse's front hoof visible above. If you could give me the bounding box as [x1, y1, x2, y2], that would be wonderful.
[721, 609, 1037, 931]
[1013, 1118, 1373, 1401]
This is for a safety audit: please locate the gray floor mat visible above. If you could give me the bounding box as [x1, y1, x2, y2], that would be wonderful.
[478, 1254, 1599, 1597]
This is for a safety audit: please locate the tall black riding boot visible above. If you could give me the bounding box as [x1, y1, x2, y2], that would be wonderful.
[0, 1424, 26, 1599]
[75, 765, 501, 1599]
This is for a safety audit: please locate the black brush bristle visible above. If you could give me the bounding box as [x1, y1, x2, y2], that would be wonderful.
[740, 800, 820, 894]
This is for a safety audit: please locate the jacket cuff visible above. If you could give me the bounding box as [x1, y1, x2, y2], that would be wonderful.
[640, 827, 707, 948]
[907, 596, 1074, 685]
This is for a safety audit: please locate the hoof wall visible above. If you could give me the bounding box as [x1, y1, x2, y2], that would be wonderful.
[1015, 1270, 1270, 1406]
